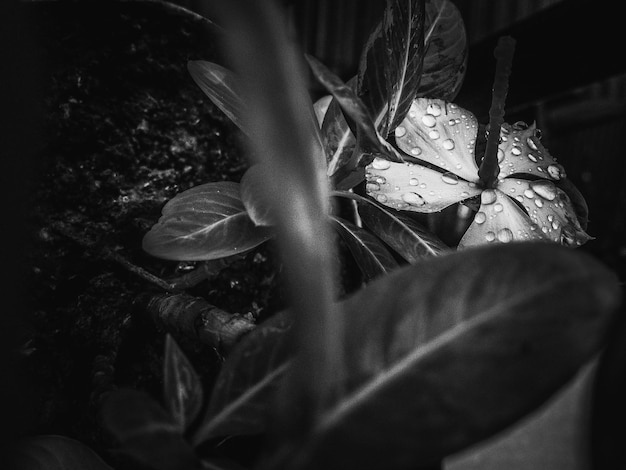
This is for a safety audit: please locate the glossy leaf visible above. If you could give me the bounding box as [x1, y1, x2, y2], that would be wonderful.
[419, 0, 467, 100]
[187, 60, 246, 134]
[142, 182, 272, 261]
[356, 196, 449, 262]
[277, 243, 620, 469]
[163, 334, 204, 431]
[102, 389, 202, 470]
[13, 435, 113, 470]
[332, 216, 399, 281]
[307, 54, 402, 164]
[192, 312, 293, 445]
[357, 0, 426, 137]
[322, 81, 357, 177]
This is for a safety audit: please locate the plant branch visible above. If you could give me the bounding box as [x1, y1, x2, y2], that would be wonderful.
[478, 36, 516, 189]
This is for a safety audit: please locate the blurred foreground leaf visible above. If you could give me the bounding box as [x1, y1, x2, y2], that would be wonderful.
[13, 435, 112, 470]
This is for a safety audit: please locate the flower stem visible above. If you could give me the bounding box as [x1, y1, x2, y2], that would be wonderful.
[478, 36, 516, 189]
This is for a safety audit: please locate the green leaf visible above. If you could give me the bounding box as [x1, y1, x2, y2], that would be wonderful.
[332, 216, 399, 281]
[163, 334, 204, 431]
[357, 0, 426, 137]
[102, 389, 202, 470]
[142, 182, 272, 261]
[192, 312, 293, 445]
[307, 54, 403, 166]
[276, 243, 620, 469]
[187, 60, 246, 134]
[13, 435, 113, 470]
[355, 196, 449, 262]
[418, 0, 468, 100]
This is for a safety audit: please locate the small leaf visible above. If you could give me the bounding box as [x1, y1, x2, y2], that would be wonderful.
[192, 312, 293, 445]
[278, 243, 620, 469]
[357, 0, 426, 137]
[332, 216, 399, 281]
[143, 182, 273, 261]
[102, 389, 202, 470]
[240, 164, 278, 227]
[313, 95, 332, 127]
[419, 0, 468, 100]
[356, 197, 449, 261]
[13, 435, 113, 470]
[187, 60, 247, 134]
[164, 334, 204, 431]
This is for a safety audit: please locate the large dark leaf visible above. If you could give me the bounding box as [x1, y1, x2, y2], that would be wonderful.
[163, 334, 204, 431]
[187, 60, 247, 134]
[274, 243, 620, 469]
[12, 435, 113, 470]
[142, 182, 272, 261]
[418, 0, 467, 100]
[102, 389, 201, 470]
[192, 312, 293, 446]
[334, 190, 449, 262]
[357, 0, 426, 137]
[332, 216, 399, 281]
[358, 198, 449, 261]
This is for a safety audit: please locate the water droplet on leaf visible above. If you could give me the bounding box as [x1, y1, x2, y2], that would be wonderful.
[402, 192, 426, 206]
[441, 172, 459, 185]
[371, 157, 391, 170]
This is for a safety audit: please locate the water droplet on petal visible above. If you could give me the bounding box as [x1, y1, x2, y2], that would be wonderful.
[402, 192, 426, 206]
[485, 231, 496, 242]
[419, 183, 427, 189]
[524, 188, 535, 199]
[422, 115, 437, 127]
[513, 121, 529, 130]
[410, 147, 422, 155]
[494, 203, 503, 213]
[534, 198, 544, 208]
[409, 178, 419, 186]
[547, 164, 566, 180]
[527, 137, 538, 151]
[395, 126, 407, 137]
[376, 194, 388, 203]
[371, 157, 391, 170]
[497, 148, 505, 162]
[497, 228, 513, 243]
[515, 195, 524, 203]
[426, 103, 442, 116]
[448, 119, 456, 126]
[530, 180, 557, 201]
[527, 153, 538, 162]
[474, 212, 486, 224]
[441, 172, 459, 185]
[481, 189, 497, 205]
[442, 139, 455, 150]
[552, 220, 560, 230]
[366, 183, 380, 192]
[511, 146, 522, 156]
[428, 130, 440, 140]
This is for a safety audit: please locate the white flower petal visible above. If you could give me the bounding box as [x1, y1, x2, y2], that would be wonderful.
[395, 98, 480, 182]
[458, 188, 548, 248]
[498, 122, 565, 180]
[365, 158, 481, 213]
[498, 178, 592, 246]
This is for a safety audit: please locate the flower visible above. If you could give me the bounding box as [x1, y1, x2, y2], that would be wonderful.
[365, 98, 591, 248]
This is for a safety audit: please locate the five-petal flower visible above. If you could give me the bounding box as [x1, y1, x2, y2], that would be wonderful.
[365, 98, 591, 248]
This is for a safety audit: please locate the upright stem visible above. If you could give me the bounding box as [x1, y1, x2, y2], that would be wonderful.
[478, 36, 516, 189]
